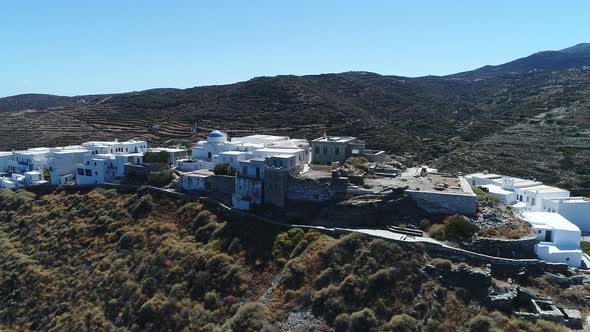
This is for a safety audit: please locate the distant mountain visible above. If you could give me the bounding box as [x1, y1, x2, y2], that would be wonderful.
[0, 94, 78, 113]
[450, 43, 590, 79]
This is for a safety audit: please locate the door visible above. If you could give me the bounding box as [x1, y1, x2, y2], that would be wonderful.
[545, 230, 552, 242]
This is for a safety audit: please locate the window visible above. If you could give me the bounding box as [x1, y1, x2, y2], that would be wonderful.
[566, 257, 570, 262]
[335, 147, 340, 155]
[538, 230, 542, 234]
[77, 169, 84, 176]
[531, 198, 536, 206]
[323, 147, 328, 154]
[94, 162, 97, 166]
[243, 167, 247, 176]
[85, 169, 92, 176]
[315, 147, 320, 154]
[256, 167, 260, 179]
[352, 149, 360, 154]
[95, 171, 98, 175]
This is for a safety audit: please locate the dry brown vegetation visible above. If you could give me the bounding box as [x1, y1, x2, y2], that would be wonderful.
[0, 187, 573, 331]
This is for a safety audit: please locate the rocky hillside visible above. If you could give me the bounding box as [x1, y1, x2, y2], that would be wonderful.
[0, 187, 583, 331]
[1, 44, 590, 193]
[450, 43, 590, 79]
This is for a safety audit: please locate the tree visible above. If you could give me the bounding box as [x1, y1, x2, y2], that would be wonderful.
[213, 163, 234, 176]
[144, 151, 171, 164]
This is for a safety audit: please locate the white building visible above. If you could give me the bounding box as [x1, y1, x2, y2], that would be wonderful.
[522, 212, 582, 268]
[0, 152, 13, 172]
[8, 148, 51, 174]
[47, 147, 90, 185]
[543, 197, 590, 234]
[76, 140, 147, 185]
[179, 169, 213, 192]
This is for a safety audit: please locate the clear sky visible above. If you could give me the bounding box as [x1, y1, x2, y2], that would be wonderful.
[1, 0, 589, 97]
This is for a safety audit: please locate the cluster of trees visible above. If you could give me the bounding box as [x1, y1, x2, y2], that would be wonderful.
[0, 187, 578, 331]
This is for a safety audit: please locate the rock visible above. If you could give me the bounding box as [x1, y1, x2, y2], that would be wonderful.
[488, 290, 517, 311]
[546, 272, 584, 287]
[564, 309, 582, 330]
[445, 266, 491, 293]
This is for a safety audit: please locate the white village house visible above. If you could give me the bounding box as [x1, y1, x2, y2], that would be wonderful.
[522, 212, 582, 268]
[466, 172, 589, 267]
[75, 140, 147, 185]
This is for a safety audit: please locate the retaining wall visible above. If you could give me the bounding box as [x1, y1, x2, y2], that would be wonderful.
[407, 190, 477, 216]
[463, 235, 538, 259]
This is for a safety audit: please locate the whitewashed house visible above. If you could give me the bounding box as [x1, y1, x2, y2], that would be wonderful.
[8, 148, 51, 174]
[47, 147, 90, 185]
[76, 140, 147, 185]
[543, 197, 590, 234]
[522, 212, 582, 268]
[179, 169, 213, 191]
[0, 152, 13, 172]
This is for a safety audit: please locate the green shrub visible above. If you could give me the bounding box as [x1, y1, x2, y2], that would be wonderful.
[213, 163, 234, 176]
[222, 302, 269, 331]
[334, 313, 351, 332]
[385, 313, 418, 332]
[419, 219, 431, 231]
[427, 224, 447, 240]
[144, 151, 170, 164]
[349, 308, 377, 332]
[282, 259, 306, 289]
[147, 169, 174, 187]
[467, 314, 493, 332]
[204, 291, 220, 310]
[129, 194, 154, 219]
[431, 258, 452, 273]
[272, 228, 305, 260]
[444, 215, 479, 241]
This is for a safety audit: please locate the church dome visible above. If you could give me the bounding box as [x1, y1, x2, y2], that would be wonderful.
[208, 130, 225, 138]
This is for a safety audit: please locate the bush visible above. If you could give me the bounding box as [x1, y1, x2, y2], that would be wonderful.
[213, 163, 234, 176]
[282, 259, 306, 289]
[222, 302, 269, 331]
[427, 224, 447, 240]
[147, 169, 174, 187]
[385, 314, 418, 332]
[431, 258, 452, 273]
[419, 219, 431, 231]
[445, 215, 479, 241]
[334, 313, 351, 332]
[349, 308, 377, 332]
[467, 314, 493, 332]
[144, 151, 170, 164]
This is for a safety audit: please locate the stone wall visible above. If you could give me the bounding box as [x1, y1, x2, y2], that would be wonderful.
[463, 235, 538, 259]
[286, 176, 349, 203]
[264, 168, 289, 208]
[209, 175, 235, 195]
[406, 190, 477, 216]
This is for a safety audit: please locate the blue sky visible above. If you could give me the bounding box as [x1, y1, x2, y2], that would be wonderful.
[1, 0, 589, 97]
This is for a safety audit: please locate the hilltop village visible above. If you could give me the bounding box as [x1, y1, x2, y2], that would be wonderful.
[2, 130, 590, 269]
